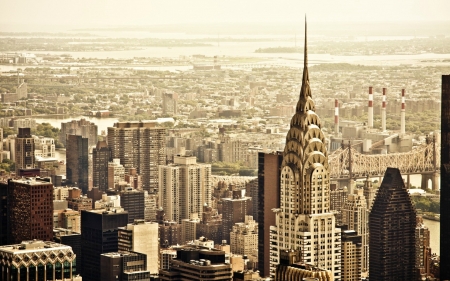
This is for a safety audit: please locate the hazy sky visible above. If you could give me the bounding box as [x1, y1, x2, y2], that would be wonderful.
[1, 0, 449, 31]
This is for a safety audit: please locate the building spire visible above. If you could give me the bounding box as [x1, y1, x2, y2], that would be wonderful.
[300, 15, 311, 99]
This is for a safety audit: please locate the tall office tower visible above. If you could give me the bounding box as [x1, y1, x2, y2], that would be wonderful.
[15, 127, 35, 173]
[196, 204, 223, 245]
[54, 228, 82, 276]
[101, 251, 151, 281]
[144, 192, 157, 221]
[119, 188, 145, 223]
[159, 155, 212, 223]
[125, 167, 142, 190]
[93, 140, 111, 191]
[369, 167, 416, 281]
[162, 92, 178, 115]
[118, 220, 159, 274]
[257, 151, 282, 277]
[330, 184, 347, 225]
[81, 209, 128, 281]
[7, 178, 53, 244]
[107, 121, 166, 193]
[108, 158, 125, 189]
[221, 189, 253, 244]
[342, 188, 368, 275]
[341, 230, 362, 281]
[0, 182, 7, 246]
[415, 216, 431, 279]
[270, 20, 341, 280]
[159, 245, 232, 281]
[0, 240, 77, 281]
[66, 134, 89, 194]
[60, 118, 98, 147]
[230, 215, 258, 257]
[181, 213, 200, 244]
[363, 176, 376, 211]
[441, 74, 450, 280]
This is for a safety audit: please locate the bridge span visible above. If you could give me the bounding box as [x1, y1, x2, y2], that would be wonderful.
[328, 137, 440, 190]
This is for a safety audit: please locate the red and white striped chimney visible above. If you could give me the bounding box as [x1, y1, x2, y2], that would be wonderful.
[401, 89, 405, 134]
[382, 88, 386, 132]
[335, 99, 339, 134]
[368, 87, 373, 128]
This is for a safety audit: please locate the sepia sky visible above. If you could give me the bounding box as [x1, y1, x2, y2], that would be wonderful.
[1, 0, 449, 32]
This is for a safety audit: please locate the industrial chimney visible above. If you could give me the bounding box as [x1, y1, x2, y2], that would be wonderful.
[368, 87, 373, 128]
[335, 99, 339, 134]
[401, 89, 406, 134]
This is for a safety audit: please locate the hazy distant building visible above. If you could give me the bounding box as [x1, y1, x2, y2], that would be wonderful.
[107, 121, 166, 193]
[14, 127, 35, 173]
[66, 134, 89, 194]
[93, 140, 111, 191]
[60, 118, 98, 147]
[162, 92, 178, 115]
[369, 167, 416, 281]
[33, 136, 55, 158]
[7, 178, 53, 244]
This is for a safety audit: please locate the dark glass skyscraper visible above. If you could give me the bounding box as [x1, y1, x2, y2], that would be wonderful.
[369, 167, 416, 281]
[66, 134, 89, 194]
[440, 74, 450, 280]
[93, 140, 111, 191]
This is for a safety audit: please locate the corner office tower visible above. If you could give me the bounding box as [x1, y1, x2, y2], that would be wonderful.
[269, 20, 341, 280]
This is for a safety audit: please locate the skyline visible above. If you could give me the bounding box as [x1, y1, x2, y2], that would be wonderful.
[1, 1, 450, 33]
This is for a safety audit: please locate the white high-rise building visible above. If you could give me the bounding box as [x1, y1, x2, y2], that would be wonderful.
[159, 155, 211, 223]
[118, 219, 159, 274]
[270, 21, 341, 280]
[342, 188, 369, 276]
[230, 215, 258, 257]
[108, 158, 125, 189]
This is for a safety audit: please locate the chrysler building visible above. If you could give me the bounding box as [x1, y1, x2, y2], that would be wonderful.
[269, 20, 341, 280]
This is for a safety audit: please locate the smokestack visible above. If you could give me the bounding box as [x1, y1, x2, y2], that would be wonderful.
[401, 89, 406, 134]
[382, 88, 386, 132]
[368, 87, 373, 128]
[335, 99, 339, 134]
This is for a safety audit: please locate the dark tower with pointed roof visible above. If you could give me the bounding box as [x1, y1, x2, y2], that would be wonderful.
[270, 19, 341, 280]
[369, 167, 416, 281]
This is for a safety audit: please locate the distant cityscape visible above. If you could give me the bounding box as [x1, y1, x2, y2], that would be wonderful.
[0, 20, 448, 281]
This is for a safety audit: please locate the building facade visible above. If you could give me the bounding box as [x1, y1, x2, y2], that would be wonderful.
[15, 127, 35, 173]
[66, 134, 89, 194]
[93, 140, 111, 191]
[441, 74, 450, 280]
[341, 230, 362, 281]
[369, 167, 416, 281]
[7, 178, 53, 244]
[107, 121, 166, 193]
[270, 22, 341, 280]
[230, 215, 258, 257]
[60, 118, 98, 147]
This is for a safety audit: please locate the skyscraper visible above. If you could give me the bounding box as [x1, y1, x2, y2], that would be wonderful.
[59, 118, 98, 147]
[93, 140, 111, 191]
[66, 134, 89, 194]
[81, 209, 128, 281]
[270, 20, 341, 280]
[14, 127, 35, 173]
[221, 189, 253, 244]
[107, 121, 166, 193]
[159, 155, 211, 223]
[7, 178, 53, 244]
[257, 151, 282, 277]
[441, 74, 450, 280]
[369, 167, 416, 281]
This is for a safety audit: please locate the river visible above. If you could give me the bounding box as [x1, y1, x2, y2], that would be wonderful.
[423, 218, 440, 255]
